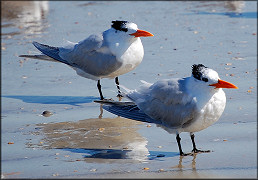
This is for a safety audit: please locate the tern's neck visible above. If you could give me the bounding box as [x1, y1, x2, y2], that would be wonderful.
[186, 77, 222, 109]
[103, 29, 140, 57]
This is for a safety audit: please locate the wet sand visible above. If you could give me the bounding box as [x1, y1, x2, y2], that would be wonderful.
[1, 1, 257, 178]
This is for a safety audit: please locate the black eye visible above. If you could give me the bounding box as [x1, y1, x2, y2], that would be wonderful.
[202, 77, 208, 82]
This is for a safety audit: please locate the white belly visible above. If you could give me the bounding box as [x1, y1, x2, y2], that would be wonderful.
[104, 40, 144, 79]
[182, 90, 226, 133]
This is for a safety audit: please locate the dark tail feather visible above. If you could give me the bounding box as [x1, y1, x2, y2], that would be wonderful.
[32, 41, 71, 66]
[19, 54, 59, 62]
[95, 100, 162, 125]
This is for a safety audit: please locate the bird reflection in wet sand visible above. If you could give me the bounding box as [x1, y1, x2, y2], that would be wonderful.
[171, 153, 197, 170]
[96, 64, 238, 156]
[168, 154, 204, 178]
[32, 117, 150, 162]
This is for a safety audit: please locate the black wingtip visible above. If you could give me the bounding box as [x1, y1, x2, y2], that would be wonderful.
[32, 41, 41, 48]
[32, 41, 38, 45]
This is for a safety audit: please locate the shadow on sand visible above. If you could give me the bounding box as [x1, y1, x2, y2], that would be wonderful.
[60, 148, 179, 161]
[2, 95, 99, 106]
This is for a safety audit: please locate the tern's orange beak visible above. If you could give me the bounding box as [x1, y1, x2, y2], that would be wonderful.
[130, 29, 154, 37]
[209, 79, 238, 89]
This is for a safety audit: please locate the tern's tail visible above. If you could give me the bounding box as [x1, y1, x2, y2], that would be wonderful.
[19, 54, 59, 62]
[95, 100, 162, 125]
[19, 41, 71, 66]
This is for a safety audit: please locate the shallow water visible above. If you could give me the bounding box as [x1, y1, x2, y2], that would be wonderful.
[1, 1, 257, 178]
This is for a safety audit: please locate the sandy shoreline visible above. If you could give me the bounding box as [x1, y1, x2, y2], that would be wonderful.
[2, 1, 257, 178]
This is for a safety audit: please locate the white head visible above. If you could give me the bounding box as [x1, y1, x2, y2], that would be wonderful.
[186, 64, 238, 112]
[104, 20, 153, 45]
[109, 20, 154, 39]
[188, 64, 238, 94]
[104, 20, 153, 57]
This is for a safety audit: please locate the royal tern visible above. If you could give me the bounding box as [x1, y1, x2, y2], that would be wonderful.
[95, 64, 238, 156]
[19, 20, 153, 99]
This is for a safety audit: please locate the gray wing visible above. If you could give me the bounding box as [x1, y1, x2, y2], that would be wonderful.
[59, 34, 122, 77]
[126, 78, 199, 129]
[95, 100, 163, 125]
[19, 54, 60, 62]
[32, 41, 72, 66]
[22, 34, 122, 78]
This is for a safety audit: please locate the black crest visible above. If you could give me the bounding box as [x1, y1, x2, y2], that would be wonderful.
[192, 64, 208, 81]
[111, 20, 129, 32]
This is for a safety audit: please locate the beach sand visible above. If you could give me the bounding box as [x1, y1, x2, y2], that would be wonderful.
[1, 1, 257, 178]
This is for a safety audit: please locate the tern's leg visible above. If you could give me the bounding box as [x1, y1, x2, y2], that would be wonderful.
[190, 133, 210, 153]
[176, 134, 187, 156]
[115, 77, 123, 97]
[97, 80, 104, 100]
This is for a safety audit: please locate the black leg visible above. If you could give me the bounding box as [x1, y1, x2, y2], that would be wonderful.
[115, 77, 123, 97]
[190, 133, 198, 152]
[97, 80, 104, 100]
[176, 134, 186, 156]
[190, 133, 210, 153]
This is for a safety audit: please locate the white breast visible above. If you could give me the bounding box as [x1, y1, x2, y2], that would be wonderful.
[105, 38, 144, 78]
[182, 89, 226, 132]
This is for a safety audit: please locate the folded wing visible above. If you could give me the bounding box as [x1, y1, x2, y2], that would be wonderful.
[59, 34, 122, 77]
[95, 100, 163, 125]
[124, 78, 199, 129]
